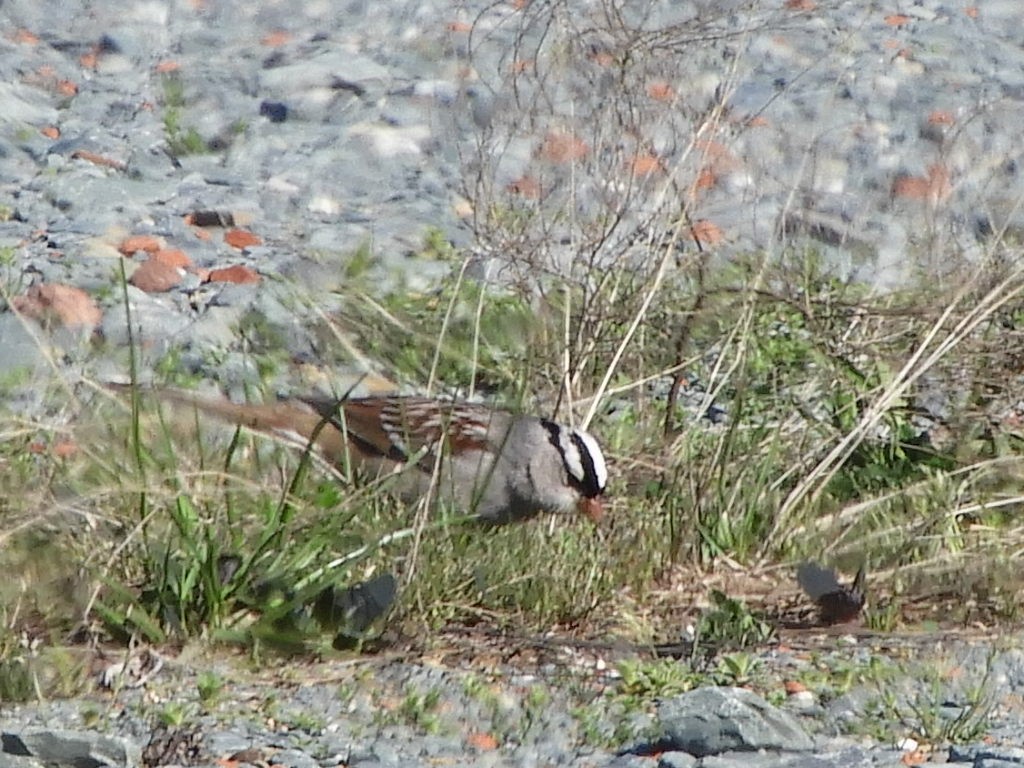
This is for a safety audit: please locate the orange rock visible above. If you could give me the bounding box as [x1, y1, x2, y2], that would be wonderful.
[689, 219, 724, 245]
[466, 732, 499, 751]
[40, 125, 60, 139]
[630, 153, 664, 176]
[892, 175, 928, 199]
[152, 248, 193, 269]
[927, 110, 955, 125]
[57, 79, 78, 96]
[891, 164, 951, 203]
[130, 257, 183, 293]
[207, 264, 260, 284]
[693, 167, 717, 190]
[12, 283, 102, 329]
[224, 229, 262, 249]
[538, 131, 588, 163]
[13, 29, 40, 45]
[70, 150, 126, 170]
[885, 14, 911, 26]
[154, 59, 181, 73]
[507, 176, 541, 198]
[261, 30, 293, 47]
[783, 680, 807, 694]
[119, 235, 163, 256]
[646, 80, 676, 102]
[785, 0, 816, 9]
[52, 440, 79, 459]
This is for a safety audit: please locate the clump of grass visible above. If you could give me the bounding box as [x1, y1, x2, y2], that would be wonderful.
[160, 73, 208, 156]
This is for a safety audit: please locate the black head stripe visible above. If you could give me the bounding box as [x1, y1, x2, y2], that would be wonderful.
[541, 419, 562, 453]
[570, 431, 603, 498]
[541, 419, 604, 499]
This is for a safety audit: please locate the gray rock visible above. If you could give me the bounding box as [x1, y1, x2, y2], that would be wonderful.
[657, 751, 697, 768]
[0, 314, 48, 382]
[700, 755, 830, 768]
[1, 730, 141, 768]
[272, 747, 321, 768]
[0, 755, 43, 768]
[655, 687, 814, 757]
[949, 744, 1024, 764]
[605, 756, 653, 768]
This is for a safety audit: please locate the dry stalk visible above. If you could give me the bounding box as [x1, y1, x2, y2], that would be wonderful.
[762, 265, 1024, 557]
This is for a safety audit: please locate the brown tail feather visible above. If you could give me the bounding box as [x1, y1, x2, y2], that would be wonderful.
[110, 384, 352, 468]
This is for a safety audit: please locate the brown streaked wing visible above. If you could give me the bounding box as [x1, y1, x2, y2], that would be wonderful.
[301, 397, 408, 463]
[379, 398, 494, 455]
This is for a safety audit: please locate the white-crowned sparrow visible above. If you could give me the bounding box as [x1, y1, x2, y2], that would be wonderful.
[150, 390, 609, 524]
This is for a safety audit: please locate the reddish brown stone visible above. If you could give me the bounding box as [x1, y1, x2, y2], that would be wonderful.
[927, 110, 955, 125]
[206, 264, 260, 284]
[130, 257, 183, 293]
[71, 150, 126, 170]
[537, 132, 588, 163]
[891, 164, 951, 203]
[646, 81, 675, 102]
[466, 732, 499, 751]
[261, 30, 292, 47]
[119, 235, 163, 256]
[13, 29, 40, 45]
[152, 248, 193, 269]
[52, 440, 79, 459]
[629, 153, 664, 176]
[693, 167, 717, 190]
[507, 176, 541, 198]
[79, 47, 99, 69]
[224, 229, 262, 249]
[689, 219, 724, 246]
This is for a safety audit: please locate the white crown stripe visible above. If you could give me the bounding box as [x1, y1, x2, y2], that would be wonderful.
[573, 429, 608, 490]
[558, 431, 587, 483]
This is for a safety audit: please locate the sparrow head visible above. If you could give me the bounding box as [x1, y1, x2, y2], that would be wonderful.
[541, 421, 609, 521]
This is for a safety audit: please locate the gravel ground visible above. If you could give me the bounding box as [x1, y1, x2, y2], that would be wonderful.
[3, 633, 1024, 767]
[3, 0, 1024, 765]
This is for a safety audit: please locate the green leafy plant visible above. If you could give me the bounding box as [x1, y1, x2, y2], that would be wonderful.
[694, 591, 775, 651]
[616, 657, 697, 699]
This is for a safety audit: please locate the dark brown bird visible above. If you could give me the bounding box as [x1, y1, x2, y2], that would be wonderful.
[796, 561, 866, 625]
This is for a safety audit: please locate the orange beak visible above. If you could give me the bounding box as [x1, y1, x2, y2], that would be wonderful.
[578, 496, 604, 523]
